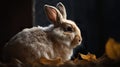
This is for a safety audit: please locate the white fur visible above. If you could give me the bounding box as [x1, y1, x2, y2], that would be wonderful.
[23, 27, 38, 32]
[23, 24, 54, 32]
[38, 24, 54, 31]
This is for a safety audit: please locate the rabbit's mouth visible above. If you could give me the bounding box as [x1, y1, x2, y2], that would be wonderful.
[72, 42, 82, 48]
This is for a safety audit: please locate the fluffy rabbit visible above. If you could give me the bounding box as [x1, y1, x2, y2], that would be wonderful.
[3, 2, 82, 64]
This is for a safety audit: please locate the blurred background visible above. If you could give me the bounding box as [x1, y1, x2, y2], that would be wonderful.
[0, 0, 120, 60]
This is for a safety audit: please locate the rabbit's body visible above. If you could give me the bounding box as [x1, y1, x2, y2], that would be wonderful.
[3, 2, 82, 64]
[4, 25, 73, 63]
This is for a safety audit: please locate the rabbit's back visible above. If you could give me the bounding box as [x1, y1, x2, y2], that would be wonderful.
[4, 27, 53, 63]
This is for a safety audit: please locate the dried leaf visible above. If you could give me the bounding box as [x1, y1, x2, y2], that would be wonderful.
[80, 52, 97, 61]
[105, 38, 120, 60]
[73, 57, 79, 64]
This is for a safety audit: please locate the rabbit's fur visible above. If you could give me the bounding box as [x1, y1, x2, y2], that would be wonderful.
[3, 2, 82, 64]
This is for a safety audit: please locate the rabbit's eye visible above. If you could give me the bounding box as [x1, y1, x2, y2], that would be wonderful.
[65, 26, 73, 32]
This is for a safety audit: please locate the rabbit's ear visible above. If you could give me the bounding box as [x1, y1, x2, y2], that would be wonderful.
[44, 5, 63, 25]
[56, 2, 67, 19]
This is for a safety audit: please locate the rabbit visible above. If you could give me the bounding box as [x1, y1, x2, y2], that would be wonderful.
[3, 2, 82, 64]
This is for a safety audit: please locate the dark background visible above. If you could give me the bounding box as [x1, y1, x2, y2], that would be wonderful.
[0, 0, 120, 60]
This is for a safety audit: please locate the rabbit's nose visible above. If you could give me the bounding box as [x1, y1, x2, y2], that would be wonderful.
[75, 35, 82, 43]
[79, 38, 82, 42]
[78, 37, 82, 43]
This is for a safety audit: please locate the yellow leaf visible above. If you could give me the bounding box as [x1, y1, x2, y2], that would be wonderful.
[80, 52, 97, 61]
[105, 38, 120, 60]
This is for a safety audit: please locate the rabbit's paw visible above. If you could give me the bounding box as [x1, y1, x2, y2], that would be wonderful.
[39, 57, 63, 66]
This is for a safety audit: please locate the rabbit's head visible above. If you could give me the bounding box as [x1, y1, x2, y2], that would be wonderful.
[44, 2, 82, 48]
